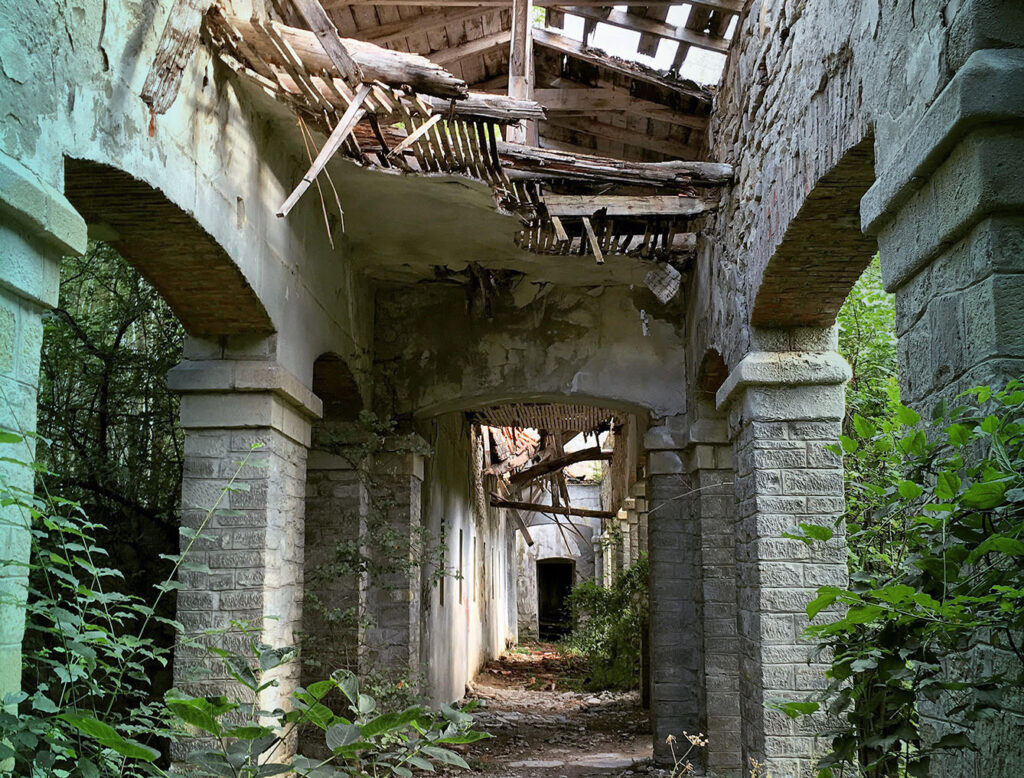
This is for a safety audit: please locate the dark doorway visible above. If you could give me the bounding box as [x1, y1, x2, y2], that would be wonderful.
[537, 559, 575, 640]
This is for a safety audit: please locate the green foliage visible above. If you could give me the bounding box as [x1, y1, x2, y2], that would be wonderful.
[786, 379, 1024, 778]
[562, 554, 649, 690]
[35, 241, 185, 701]
[0, 421, 259, 777]
[170, 626, 488, 778]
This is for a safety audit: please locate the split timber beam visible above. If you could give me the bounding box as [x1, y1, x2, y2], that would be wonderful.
[543, 194, 718, 217]
[222, 15, 468, 98]
[489, 496, 616, 520]
[508, 446, 613, 487]
[551, 6, 731, 54]
[497, 142, 734, 187]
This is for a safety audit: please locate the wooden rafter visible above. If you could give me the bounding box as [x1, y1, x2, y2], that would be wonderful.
[426, 29, 512, 66]
[543, 194, 718, 217]
[490, 495, 615, 520]
[532, 87, 708, 130]
[357, 6, 503, 47]
[552, 6, 731, 54]
[288, 0, 363, 84]
[328, 1, 743, 9]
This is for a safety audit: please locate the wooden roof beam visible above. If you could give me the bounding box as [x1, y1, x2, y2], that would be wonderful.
[553, 6, 731, 54]
[427, 28, 512, 66]
[532, 87, 709, 129]
[356, 6, 504, 47]
[331, 1, 744, 9]
[544, 115, 700, 159]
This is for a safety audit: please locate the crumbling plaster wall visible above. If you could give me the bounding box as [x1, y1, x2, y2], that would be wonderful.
[373, 282, 685, 420]
[418, 414, 516, 706]
[0, 0, 374, 389]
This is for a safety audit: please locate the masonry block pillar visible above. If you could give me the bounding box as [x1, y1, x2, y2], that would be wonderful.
[863, 41, 1024, 778]
[360, 447, 425, 676]
[168, 347, 321, 728]
[644, 418, 704, 762]
[716, 349, 850, 778]
[0, 152, 87, 707]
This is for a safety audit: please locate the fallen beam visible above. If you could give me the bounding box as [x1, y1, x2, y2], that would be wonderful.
[490, 496, 616, 520]
[544, 194, 718, 217]
[424, 93, 546, 122]
[509, 446, 613, 486]
[222, 15, 468, 99]
[287, 0, 363, 85]
[497, 141, 733, 187]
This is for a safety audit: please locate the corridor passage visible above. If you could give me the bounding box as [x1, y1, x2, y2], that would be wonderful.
[450, 644, 662, 777]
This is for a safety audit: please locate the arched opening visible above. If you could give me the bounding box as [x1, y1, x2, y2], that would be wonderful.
[537, 558, 575, 640]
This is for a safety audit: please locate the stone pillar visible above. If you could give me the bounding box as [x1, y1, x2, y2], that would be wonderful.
[303, 426, 367, 680]
[863, 48, 1024, 409]
[686, 418, 742, 775]
[644, 419, 704, 761]
[168, 349, 320, 724]
[360, 448, 424, 676]
[716, 349, 850, 778]
[0, 152, 87, 705]
[863, 42, 1024, 778]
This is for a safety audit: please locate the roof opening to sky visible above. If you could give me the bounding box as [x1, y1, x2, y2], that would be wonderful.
[538, 4, 736, 86]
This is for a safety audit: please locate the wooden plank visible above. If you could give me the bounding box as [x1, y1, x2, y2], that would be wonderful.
[532, 87, 708, 129]
[287, 0, 364, 85]
[553, 6, 731, 54]
[277, 83, 372, 217]
[508, 446, 613, 486]
[427, 29, 512, 66]
[582, 216, 604, 264]
[223, 15, 468, 98]
[532, 28, 709, 101]
[489, 495, 616, 520]
[545, 194, 717, 217]
[424, 92, 546, 122]
[332, 1, 743, 9]
[387, 112, 443, 158]
[141, 0, 208, 114]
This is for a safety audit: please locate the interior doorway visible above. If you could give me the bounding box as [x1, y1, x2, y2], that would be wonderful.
[537, 559, 575, 640]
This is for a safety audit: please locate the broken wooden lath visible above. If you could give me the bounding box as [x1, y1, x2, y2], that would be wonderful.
[473, 403, 615, 433]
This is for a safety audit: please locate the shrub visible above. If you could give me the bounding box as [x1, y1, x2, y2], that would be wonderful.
[562, 554, 649, 690]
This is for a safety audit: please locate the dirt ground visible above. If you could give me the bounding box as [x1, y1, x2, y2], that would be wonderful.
[445, 643, 666, 778]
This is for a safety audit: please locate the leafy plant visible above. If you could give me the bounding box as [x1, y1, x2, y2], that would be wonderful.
[562, 554, 649, 690]
[169, 627, 489, 778]
[780, 379, 1024, 777]
[0, 416, 258, 777]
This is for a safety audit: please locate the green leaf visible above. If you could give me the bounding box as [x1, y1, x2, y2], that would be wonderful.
[935, 471, 961, 501]
[895, 405, 921, 426]
[166, 697, 226, 736]
[333, 670, 359, 704]
[838, 435, 858, 454]
[356, 693, 376, 716]
[961, 481, 1007, 509]
[807, 587, 841, 620]
[58, 713, 160, 761]
[853, 414, 876, 439]
[0, 432, 22, 444]
[845, 605, 884, 625]
[326, 722, 362, 751]
[421, 745, 470, 769]
[946, 423, 972, 446]
[897, 480, 923, 500]
[361, 707, 423, 738]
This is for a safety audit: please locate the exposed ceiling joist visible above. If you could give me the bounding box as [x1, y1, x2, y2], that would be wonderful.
[552, 6, 731, 54]
[427, 29, 512, 66]
[544, 115, 700, 159]
[532, 87, 709, 130]
[357, 6, 504, 47]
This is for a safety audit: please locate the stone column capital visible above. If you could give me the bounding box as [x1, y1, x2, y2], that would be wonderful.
[168, 359, 322, 447]
[715, 351, 850, 422]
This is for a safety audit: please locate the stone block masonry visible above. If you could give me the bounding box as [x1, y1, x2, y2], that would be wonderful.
[717, 346, 849, 778]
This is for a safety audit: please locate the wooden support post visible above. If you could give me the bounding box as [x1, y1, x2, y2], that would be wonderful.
[507, 0, 536, 145]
